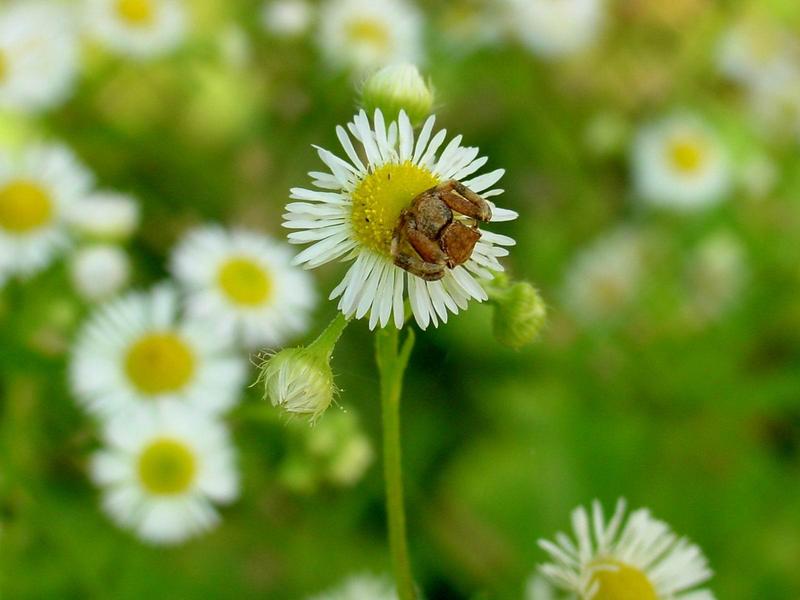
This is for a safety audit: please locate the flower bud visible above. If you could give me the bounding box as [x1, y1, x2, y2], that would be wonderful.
[361, 64, 434, 127]
[70, 244, 131, 302]
[491, 280, 547, 350]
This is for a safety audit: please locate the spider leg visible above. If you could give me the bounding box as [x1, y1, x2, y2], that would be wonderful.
[393, 252, 446, 281]
[436, 180, 492, 222]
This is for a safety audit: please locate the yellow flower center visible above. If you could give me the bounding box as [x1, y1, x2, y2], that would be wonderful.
[346, 18, 392, 51]
[125, 332, 196, 395]
[137, 438, 197, 495]
[350, 161, 439, 256]
[667, 136, 706, 174]
[0, 180, 54, 234]
[115, 0, 155, 26]
[590, 561, 658, 600]
[217, 257, 272, 306]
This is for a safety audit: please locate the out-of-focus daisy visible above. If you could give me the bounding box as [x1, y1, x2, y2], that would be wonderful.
[84, 0, 187, 60]
[70, 285, 246, 418]
[318, 0, 423, 72]
[308, 574, 397, 600]
[0, 1, 80, 113]
[504, 0, 604, 59]
[285, 108, 517, 330]
[563, 228, 644, 325]
[746, 69, 800, 141]
[436, 0, 505, 55]
[716, 20, 799, 89]
[631, 114, 730, 211]
[91, 401, 238, 545]
[261, 0, 313, 39]
[170, 226, 316, 350]
[68, 190, 141, 241]
[684, 232, 747, 324]
[538, 498, 715, 600]
[70, 244, 131, 302]
[0, 144, 92, 279]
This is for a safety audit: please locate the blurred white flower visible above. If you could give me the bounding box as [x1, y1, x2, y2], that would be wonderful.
[286, 108, 516, 330]
[0, 144, 92, 280]
[261, 0, 313, 39]
[91, 401, 238, 545]
[684, 231, 747, 323]
[0, 1, 80, 113]
[746, 68, 800, 142]
[84, 0, 187, 60]
[563, 227, 644, 325]
[70, 285, 246, 418]
[308, 574, 397, 600]
[716, 20, 799, 89]
[318, 0, 423, 72]
[68, 191, 141, 241]
[170, 226, 316, 350]
[436, 0, 506, 54]
[525, 574, 564, 600]
[632, 114, 730, 212]
[70, 244, 131, 302]
[504, 0, 603, 59]
[538, 498, 715, 600]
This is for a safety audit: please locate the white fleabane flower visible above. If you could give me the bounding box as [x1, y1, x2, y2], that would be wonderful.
[68, 190, 141, 241]
[716, 20, 799, 89]
[170, 226, 316, 350]
[318, 0, 423, 72]
[261, 0, 313, 38]
[70, 285, 246, 418]
[0, 1, 80, 113]
[308, 574, 397, 600]
[70, 244, 131, 302]
[91, 401, 238, 545]
[504, 0, 603, 59]
[632, 114, 730, 212]
[285, 108, 517, 330]
[84, 0, 187, 60]
[0, 144, 92, 279]
[538, 499, 715, 600]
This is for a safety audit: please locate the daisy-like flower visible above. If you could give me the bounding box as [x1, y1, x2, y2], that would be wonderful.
[170, 226, 316, 350]
[308, 574, 397, 600]
[0, 1, 80, 113]
[70, 244, 131, 302]
[68, 190, 141, 241]
[747, 68, 800, 142]
[261, 0, 314, 39]
[318, 0, 423, 72]
[716, 20, 799, 89]
[70, 285, 246, 418]
[91, 401, 238, 545]
[504, 0, 604, 59]
[0, 144, 93, 280]
[84, 0, 187, 60]
[285, 109, 517, 330]
[631, 114, 730, 212]
[538, 498, 715, 600]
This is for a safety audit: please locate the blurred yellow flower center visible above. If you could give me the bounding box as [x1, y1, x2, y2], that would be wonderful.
[0, 180, 54, 234]
[346, 18, 391, 51]
[590, 561, 658, 600]
[667, 137, 705, 174]
[115, 0, 155, 26]
[137, 438, 197, 495]
[125, 332, 195, 395]
[350, 161, 438, 256]
[218, 257, 272, 306]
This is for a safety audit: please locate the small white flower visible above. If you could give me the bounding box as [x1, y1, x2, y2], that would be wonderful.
[70, 285, 247, 418]
[91, 401, 238, 545]
[0, 144, 93, 280]
[70, 244, 131, 302]
[436, 0, 506, 54]
[538, 498, 715, 600]
[746, 68, 800, 142]
[84, 0, 187, 60]
[308, 574, 397, 600]
[68, 190, 141, 241]
[170, 226, 316, 350]
[261, 0, 313, 38]
[0, 1, 80, 113]
[285, 108, 517, 330]
[632, 114, 730, 211]
[716, 20, 799, 89]
[318, 0, 423, 72]
[504, 0, 604, 59]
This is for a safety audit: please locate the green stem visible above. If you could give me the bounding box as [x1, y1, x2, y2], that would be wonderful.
[375, 326, 417, 600]
[308, 312, 349, 358]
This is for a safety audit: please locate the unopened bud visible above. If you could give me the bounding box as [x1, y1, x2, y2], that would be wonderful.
[491, 280, 546, 350]
[361, 64, 434, 127]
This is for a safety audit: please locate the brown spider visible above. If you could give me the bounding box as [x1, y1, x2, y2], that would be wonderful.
[390, 180, 492, 281]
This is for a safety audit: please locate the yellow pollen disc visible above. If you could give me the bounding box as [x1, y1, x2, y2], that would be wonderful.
[667, 137, 706, 174]
[350, 161, 439, 256]
[217, 257, 271, 306]
[137, 438, 197, 495]
[346, 18, 392, 51]
[125, 332, 196, 395]
[0, 180, 54, 234]
[115, 0, 155, 26]
[590, 560, 658, 600]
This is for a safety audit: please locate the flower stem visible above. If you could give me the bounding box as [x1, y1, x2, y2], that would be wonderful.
[375, 326, 417, 600]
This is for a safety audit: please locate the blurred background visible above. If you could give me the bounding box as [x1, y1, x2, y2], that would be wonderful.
[1, 0, 799, 598]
